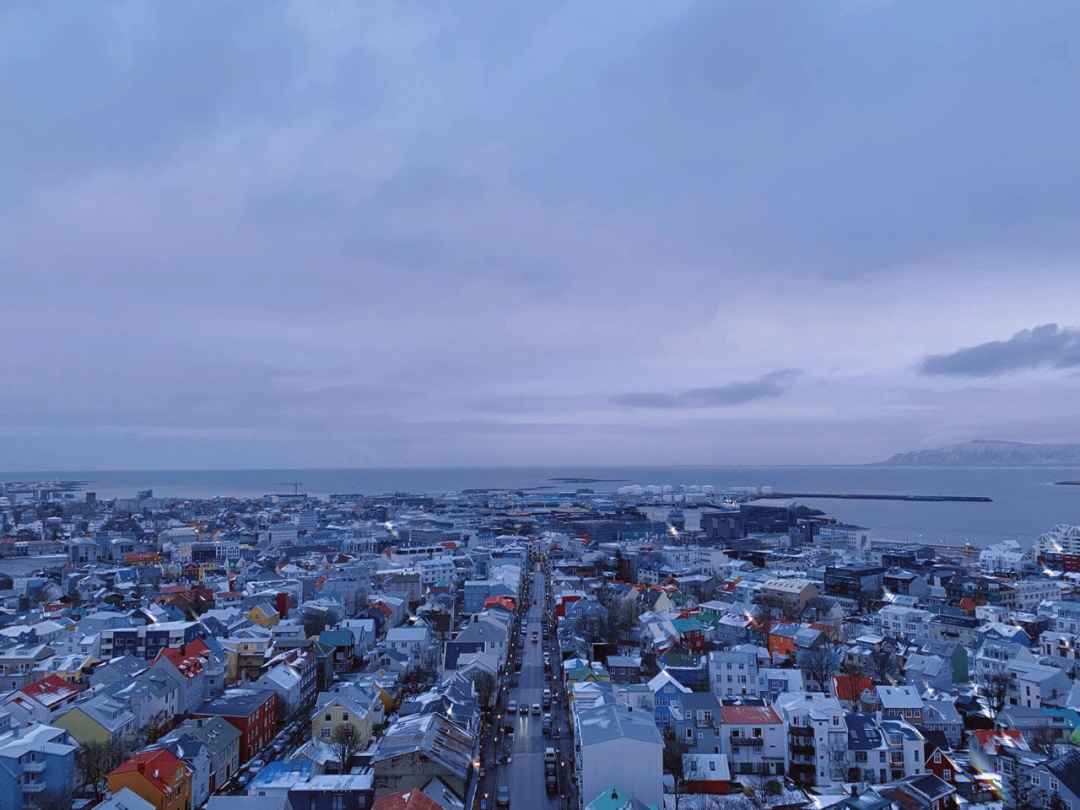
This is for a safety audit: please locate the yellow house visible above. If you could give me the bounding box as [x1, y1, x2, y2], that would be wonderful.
[57, 695, 134, 745]
[311, 694, 373, 750]
[246, 602, 280, 628]
[222, 629, 272, 683]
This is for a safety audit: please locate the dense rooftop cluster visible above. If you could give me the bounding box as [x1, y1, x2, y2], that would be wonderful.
[1, 482, 1078, 810]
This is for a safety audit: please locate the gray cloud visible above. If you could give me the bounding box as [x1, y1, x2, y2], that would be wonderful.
[614, 370, 801, 409]
[919, 324, 1080, 377]
[3, 3, 1080, 467]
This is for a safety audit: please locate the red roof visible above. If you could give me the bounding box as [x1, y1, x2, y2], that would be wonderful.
[484, 596, 516, 612]
[20, 674, 79, 703]
[973, 729, 1023, 751]
[372, 790, 444, 810]
[110, 749, 188, 794]
[720, 705, 781, 725]
[152, 638, 211, 680]
[832, 674, 874, 702]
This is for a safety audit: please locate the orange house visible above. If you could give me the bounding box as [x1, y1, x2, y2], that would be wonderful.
[766, 622, 799, 659]
[108, 749, 192, 810]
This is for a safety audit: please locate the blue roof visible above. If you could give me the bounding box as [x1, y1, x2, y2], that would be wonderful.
[249, 760, 313, 791]
[846, 712, 882, 751]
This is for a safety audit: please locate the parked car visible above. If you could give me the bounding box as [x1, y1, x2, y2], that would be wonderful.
[497, 785, 511, 807]
[507, 700, 517, 714]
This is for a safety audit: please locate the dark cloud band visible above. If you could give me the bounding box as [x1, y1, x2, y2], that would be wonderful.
[919, 324, 1080, 377]
[614, 370, 800, 408]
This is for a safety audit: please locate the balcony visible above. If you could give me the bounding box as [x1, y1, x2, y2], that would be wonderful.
[731, 737, 764, 747]
[23, 762, 46, 773]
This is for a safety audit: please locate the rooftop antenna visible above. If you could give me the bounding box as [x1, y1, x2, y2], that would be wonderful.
[277, 482, 303, 495]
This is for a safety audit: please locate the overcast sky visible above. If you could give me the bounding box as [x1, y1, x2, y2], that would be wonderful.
[3, 1, 1080, 469]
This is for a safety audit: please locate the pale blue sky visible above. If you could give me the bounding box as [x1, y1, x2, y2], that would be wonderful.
[2, 1, 1080, 468]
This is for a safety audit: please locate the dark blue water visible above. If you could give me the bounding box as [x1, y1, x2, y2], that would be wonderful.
[3, 466, 1079, 547]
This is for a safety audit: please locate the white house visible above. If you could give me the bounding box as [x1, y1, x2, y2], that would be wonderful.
[775, 692, 847, 787]
[573, 703, 663, 810]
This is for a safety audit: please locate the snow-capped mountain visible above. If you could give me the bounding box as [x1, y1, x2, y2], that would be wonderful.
[881, 440, 1080, 466]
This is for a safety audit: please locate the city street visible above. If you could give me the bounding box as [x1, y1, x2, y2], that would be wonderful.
[485, 564, 567, 810]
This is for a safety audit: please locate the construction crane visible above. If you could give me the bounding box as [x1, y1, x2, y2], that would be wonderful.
[276, 482, 303, 495]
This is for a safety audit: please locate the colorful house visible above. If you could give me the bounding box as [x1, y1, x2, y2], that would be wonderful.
[108, 749, 193, 810]
[3, 674, 81, 724]
[246, 602, 280, 629]
[193, 688, 277, 762]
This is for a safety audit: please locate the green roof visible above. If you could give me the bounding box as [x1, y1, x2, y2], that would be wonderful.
[318, 629, 353, 647]
[672, 617, 702, 634]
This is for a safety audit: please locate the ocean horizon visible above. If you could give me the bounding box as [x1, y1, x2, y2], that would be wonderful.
[4, 465, 1079, 548]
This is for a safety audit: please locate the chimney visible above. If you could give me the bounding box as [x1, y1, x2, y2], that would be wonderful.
[137, 761, 145, 774]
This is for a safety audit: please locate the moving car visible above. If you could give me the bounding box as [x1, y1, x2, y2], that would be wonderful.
[532, 702, 541, 715]
[497, 786, 511, 808]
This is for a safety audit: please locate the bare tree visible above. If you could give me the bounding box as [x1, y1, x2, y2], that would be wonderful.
[472, 670, 496, 713]
[864, 643, 897, 686]
[30, 788, 73, 810]
[838, 658, 866, 708]
[77, 740, 124, 799]
[855, 591, 878, 616]
[755, 598, 779, 640]
[801, 644, 843, 692]
[617, 598, 644, 638]
[1029, 726, 1059, 755]
[663, 738, 689, 810]
[983, 671, 1011, 717]
[329, 724, 363, 774]
[823, 738, 854, 783]
[1006, 761, 1030, 810]
[738, 774, 783, 810]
